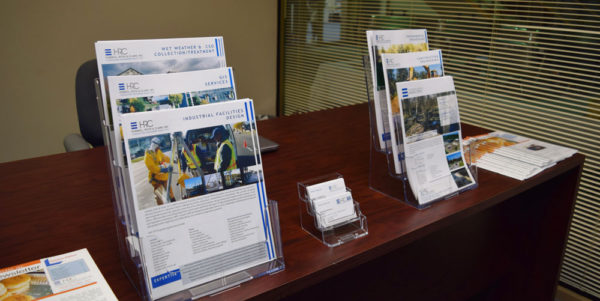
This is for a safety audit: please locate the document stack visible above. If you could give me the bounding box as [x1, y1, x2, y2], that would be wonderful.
[366, 29, 477, 208]
[94, 37, 284, 301]
[465, 131, 577, 180]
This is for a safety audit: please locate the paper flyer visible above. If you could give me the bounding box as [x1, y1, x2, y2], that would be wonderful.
[366, 29, 428, 152]
[96, 37, 227, 132]
[465, 131, 577, 180]
[121, 99, 274, 299]
[382, 49, 444, 172]
[95, 37, 228, 238]
[0, 249, 117, 301]
[394, 76, 476, 204]
[107, 67, 237, 167]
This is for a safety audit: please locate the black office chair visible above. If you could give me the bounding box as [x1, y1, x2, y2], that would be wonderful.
[63, 59, 105, 151]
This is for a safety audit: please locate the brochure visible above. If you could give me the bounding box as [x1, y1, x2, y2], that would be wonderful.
[107, 67, 237, 167]
[0, 249, 117, 301]
[393, 76, 476, 204]
[121, 99, 275, 299]
[95, 37, 228, 239]
[107, 67, 237, 249]
[465, 131, 577, 180]
[366, 29, 428, 152]
[381, 49, 444, 172]
[96, 37, 227, 128]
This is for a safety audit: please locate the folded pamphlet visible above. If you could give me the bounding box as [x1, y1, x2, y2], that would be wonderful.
[0, 249, 117, 301]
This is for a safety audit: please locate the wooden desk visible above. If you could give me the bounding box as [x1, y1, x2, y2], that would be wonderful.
[0, 103, 584, 300]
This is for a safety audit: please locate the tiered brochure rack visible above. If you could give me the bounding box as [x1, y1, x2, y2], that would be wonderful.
[297, 173, 368, 247]
[362, 56, 478, 209]
[94, 79, 285, 301]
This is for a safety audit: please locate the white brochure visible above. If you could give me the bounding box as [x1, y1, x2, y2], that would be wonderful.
[382, 49, 444, 172]
[107, 67, 236, 245]
[366, 29, 428, 152]
[394, 77, 476, 204]
[465, 131, 577, 180]
[96, 37, 226, 127]
[95, 37, 227, 238]
[0, 249, 117, 301]
[121, 99, 275, 300]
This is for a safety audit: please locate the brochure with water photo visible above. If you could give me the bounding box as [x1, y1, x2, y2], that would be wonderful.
[366, 29, 428, 151]
[393, 76, 475, 204]
[382, 49, 444, 172]
[0, 249, 117, 301]
[121, 99, 275, 299]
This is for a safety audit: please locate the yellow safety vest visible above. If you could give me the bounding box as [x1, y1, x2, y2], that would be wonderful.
[215, 139, 237, 171]
[145, 149, 169, 182]
[183, 144, 202, 169]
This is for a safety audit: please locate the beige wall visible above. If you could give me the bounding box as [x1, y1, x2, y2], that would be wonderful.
[0, 0, 277, 163]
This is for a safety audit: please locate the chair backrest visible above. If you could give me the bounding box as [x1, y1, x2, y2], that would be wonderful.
[75, 59, 104, 147]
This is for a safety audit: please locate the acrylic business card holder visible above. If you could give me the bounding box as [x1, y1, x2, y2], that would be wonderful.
[297, 173, 368, 248]
[94, 79, 285, 301]
[363, 56, 478, 210]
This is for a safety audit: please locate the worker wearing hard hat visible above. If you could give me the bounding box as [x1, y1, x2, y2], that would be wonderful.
[210, 126, 237, 172]
[144, 137, 174, 205]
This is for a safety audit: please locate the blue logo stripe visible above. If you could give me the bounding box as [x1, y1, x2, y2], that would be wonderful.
[228, 68, 233, 89]
[439, 50, 445, 76]
[244, 101, 249, 122]
[256, 183, 271, 259]
[260, 180, 274, 258]
[250, 101, 255, 122]
[220, 38, 224, 56]
[215, 38, 220, 56]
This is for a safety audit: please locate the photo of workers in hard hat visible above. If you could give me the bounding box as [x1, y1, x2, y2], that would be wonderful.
[127, 121, 262, 210]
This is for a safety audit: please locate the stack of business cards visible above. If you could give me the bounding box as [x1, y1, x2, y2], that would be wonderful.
[305, 178, 357, 229]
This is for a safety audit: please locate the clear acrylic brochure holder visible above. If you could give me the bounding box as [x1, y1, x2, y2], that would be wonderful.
[94, 79, 285, 300]
[297, 173, 368, 247]
[362, 56, 478, 210]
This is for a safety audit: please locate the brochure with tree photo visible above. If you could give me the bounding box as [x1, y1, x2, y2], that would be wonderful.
[392, 76, 476, 205]
[381, 49, 444, 173]
[121, 99, 275, 299]
[366, 29, 428, 152]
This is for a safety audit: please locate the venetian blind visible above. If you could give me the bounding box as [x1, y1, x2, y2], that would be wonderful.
[280, 0, 600, 297]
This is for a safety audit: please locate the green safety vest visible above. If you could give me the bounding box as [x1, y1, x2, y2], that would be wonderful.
[183, 144, 202, 169]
